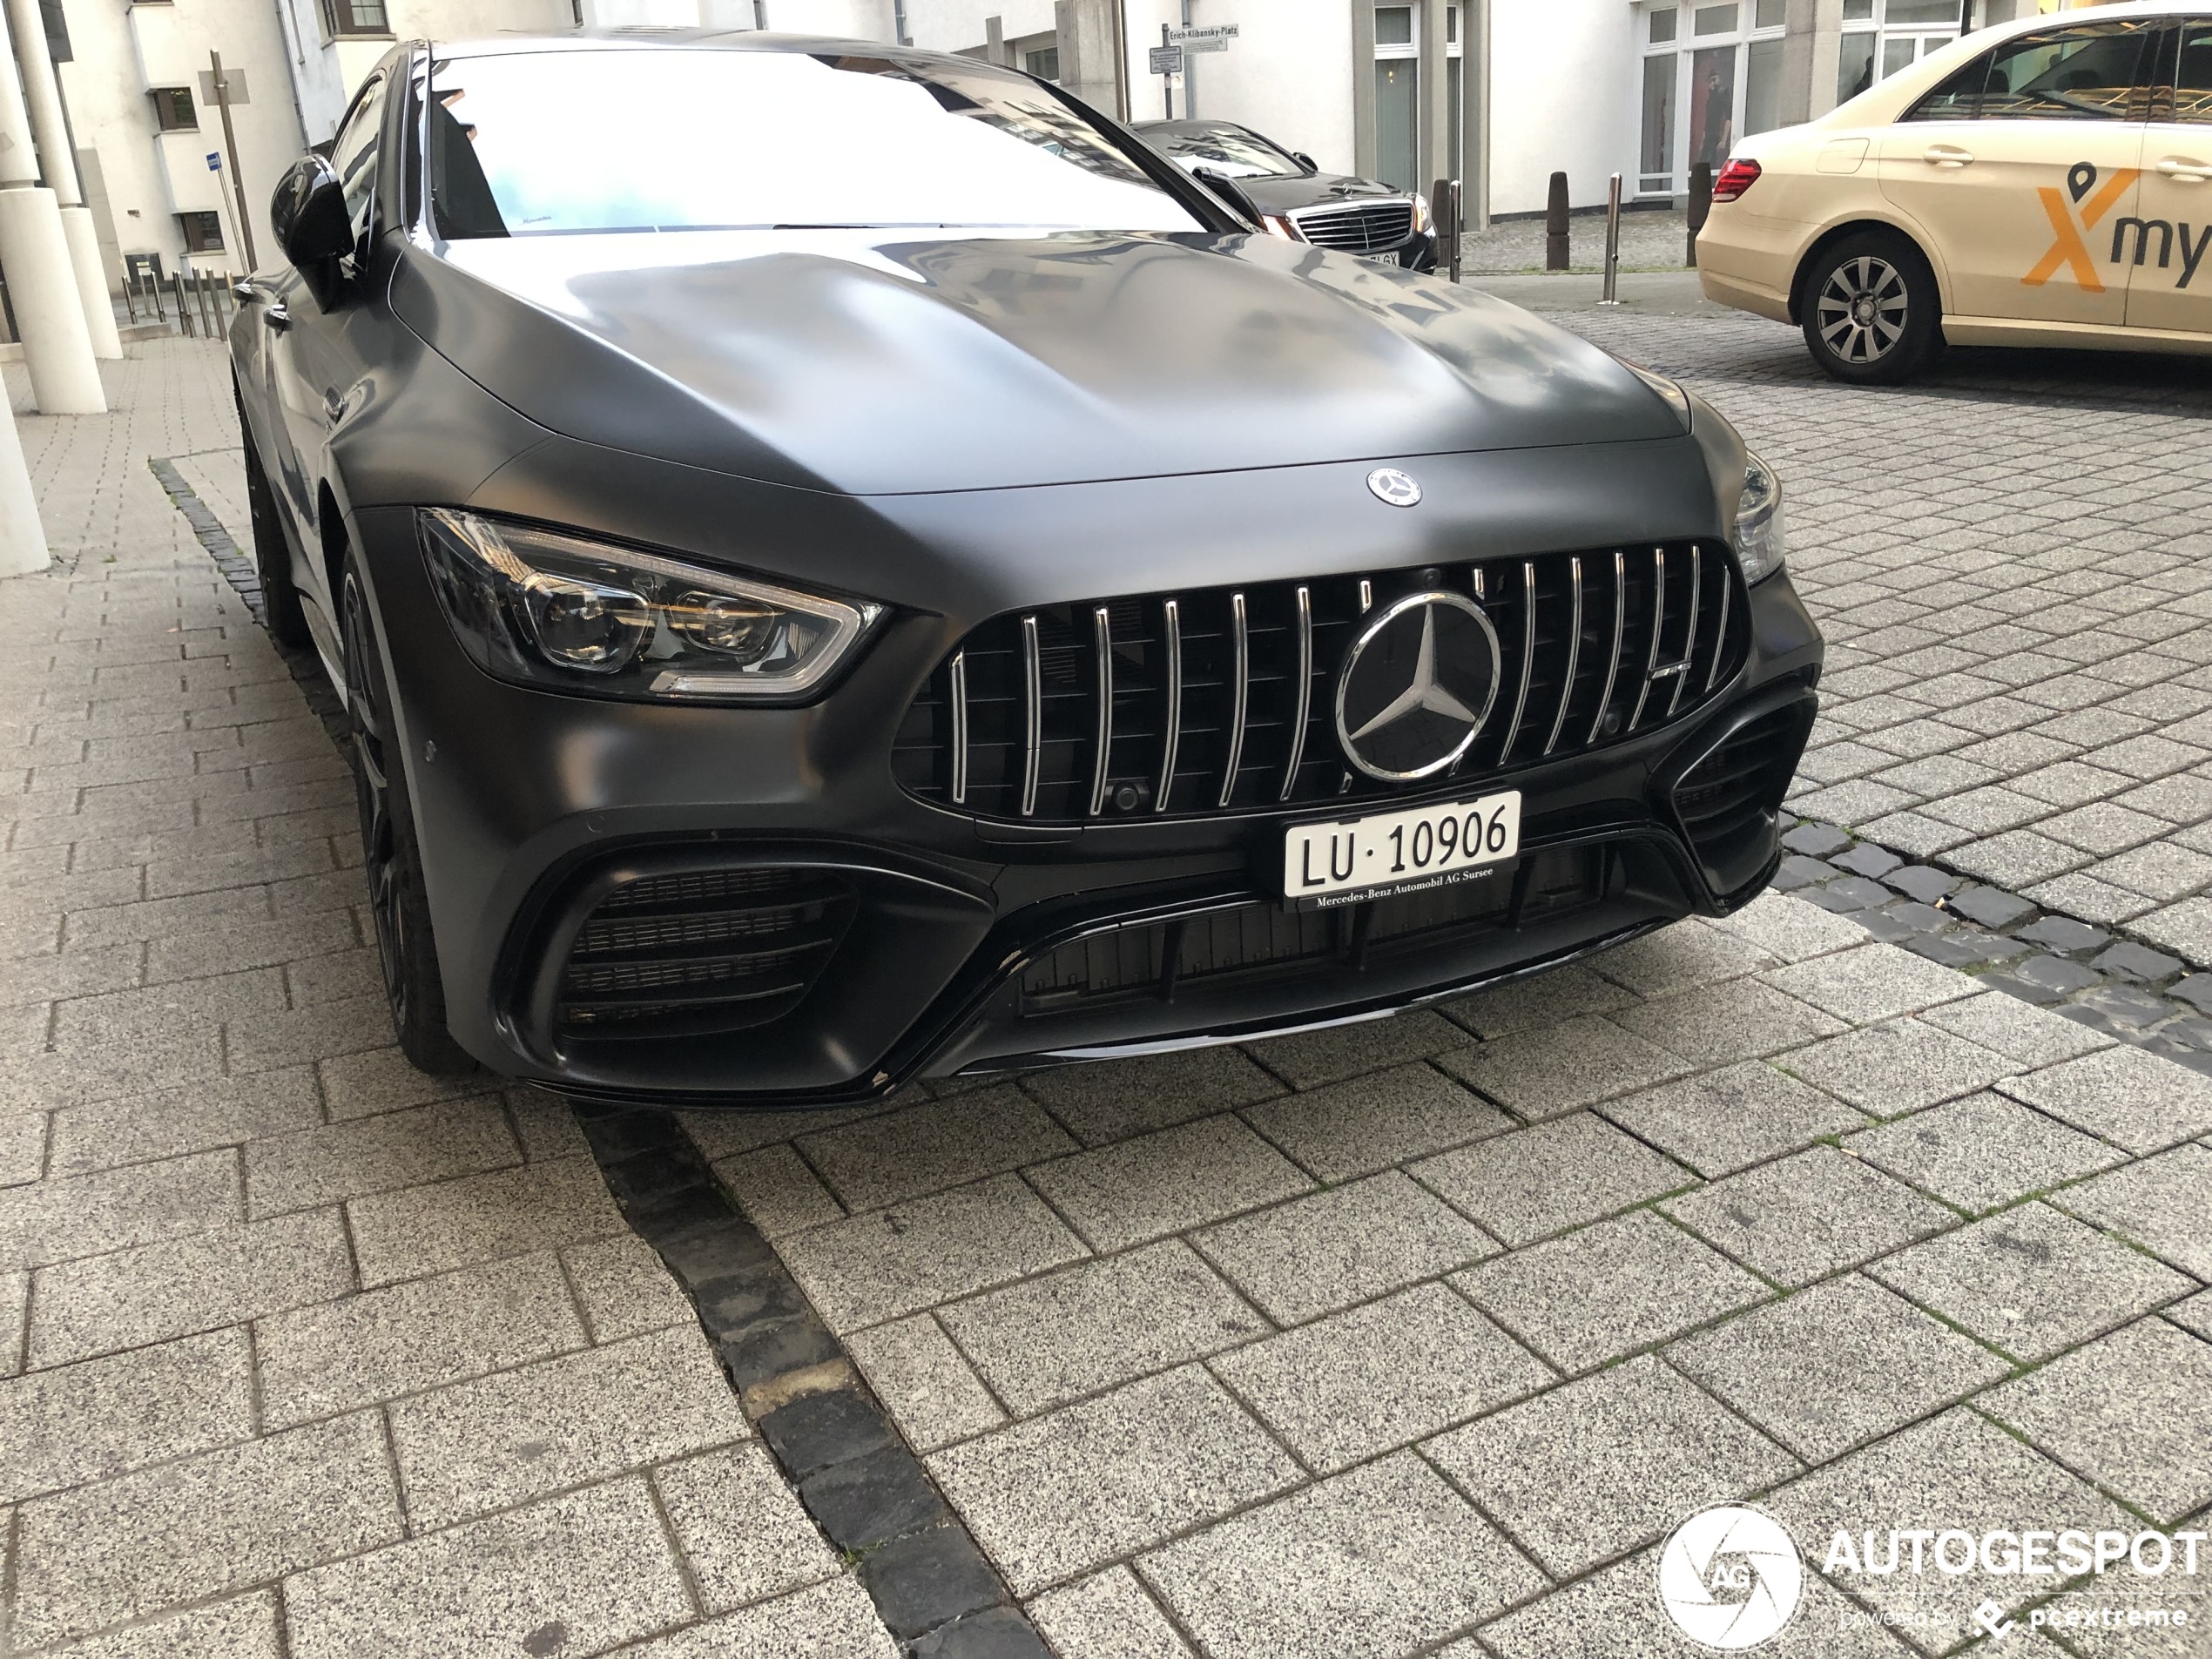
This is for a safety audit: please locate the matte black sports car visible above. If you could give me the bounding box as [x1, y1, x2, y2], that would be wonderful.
[232, 30, 1822, 1105]
[1135, 117, 1439, 272]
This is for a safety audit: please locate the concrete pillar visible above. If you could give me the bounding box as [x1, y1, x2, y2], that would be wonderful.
[986, 15, 1010, 66]
[1806, 0, 1846, 119]
[0, 34, 101, 413]
[1463, 0, 1489, 228]
[0, 391, 47, 576]
[1051, 0, 1121, 120]
[1352, 2, 1377, 180]
[1418, 0, 1448, 200]
[3, 0, 119, 359]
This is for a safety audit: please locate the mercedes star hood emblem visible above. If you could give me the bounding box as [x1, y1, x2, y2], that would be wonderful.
[1366, 468, 1421, 507]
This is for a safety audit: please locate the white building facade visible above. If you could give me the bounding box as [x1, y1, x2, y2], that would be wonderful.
[22, 0, 2095, 299]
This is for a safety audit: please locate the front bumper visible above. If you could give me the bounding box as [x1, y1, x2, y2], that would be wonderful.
[357, 494, 1821, 1107]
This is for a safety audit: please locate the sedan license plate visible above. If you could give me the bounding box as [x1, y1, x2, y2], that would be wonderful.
[1283, 792, 1521, 912]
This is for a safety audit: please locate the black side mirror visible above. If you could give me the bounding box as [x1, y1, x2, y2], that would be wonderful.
[271, 153, 352, 307]
[1293, 152, 1318, 173]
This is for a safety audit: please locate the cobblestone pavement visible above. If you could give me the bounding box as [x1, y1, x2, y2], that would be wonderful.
[1460, 208, 1692, 276]
[1, 332, 2207, 1658]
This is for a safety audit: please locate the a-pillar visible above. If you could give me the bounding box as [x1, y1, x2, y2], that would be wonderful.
[0, 7, 101, 413]
[4, 0, 121, 359]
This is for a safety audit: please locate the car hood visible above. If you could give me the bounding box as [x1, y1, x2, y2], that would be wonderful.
[1237, 172, 1406, 214]
[395, 227, 1683, 497]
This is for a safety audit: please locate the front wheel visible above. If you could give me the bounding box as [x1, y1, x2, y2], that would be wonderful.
[236, 387, 311, 648]
[341, 552, 475, 1076]
[1799, 231, 1943, 385]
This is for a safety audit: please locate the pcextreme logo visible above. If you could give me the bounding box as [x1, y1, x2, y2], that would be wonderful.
[2026, 160, 2212, 293]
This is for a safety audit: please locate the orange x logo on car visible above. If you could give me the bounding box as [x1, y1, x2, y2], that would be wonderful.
[2023, 165, 2139, 293]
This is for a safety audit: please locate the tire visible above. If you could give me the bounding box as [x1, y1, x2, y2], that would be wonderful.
[1799, 230, 1943, 386]
[237, 386, 312, 648]
[341, 551, 477, 1076]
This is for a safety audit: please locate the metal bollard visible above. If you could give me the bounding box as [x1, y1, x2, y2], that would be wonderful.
[1687, 161, 1713, 269]
[1545, 172, 1568, 272]
[1432, 177, 1460, 283]
[1600, 173, 1622, 306]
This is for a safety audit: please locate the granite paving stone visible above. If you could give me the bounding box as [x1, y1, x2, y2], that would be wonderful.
[1662, 1147, 1956, 1287]
[28, 1206, 354, 1367]
[1983, 1317, 2212, 1525]
[1423, 1354, 1798, 1578]
[558, 1231, 696, 1344]
[1409, 1111, 1696, 1245]
[1609, 977, 1849, 1066]
[1588, 921, 1777, 997]
[1708, 891, 1870, 962]
[1996, 1043, 2212, 1153]
[1779, 1017, 2020, 1117]
[1766, 1409, 2133, 1655]
[1596, 1061, 1871, 1177]
[1190, 1169, 1494, 1325]
[1871, 1203, 2195, 1361]
[714, 1174, 1087, 1336]
[927, 1366, 1302, 1595]
[1916, 990, 2114, 1067]
[1136, 1452, 1544, 1659]
[0, 1328, 254, 1504]
[242, 1096, 520, 1218]
[0, 1147, 239, 1271]
[387, 1322, 750, 1529]
[1211, 1282, 1553, 1472]
[1244, 1008, 1467, 1089]
[654, 1442, 842, 1611]
[1845, 1090, 2128, 1213]
[795, 1085, 1076, 1211]
[606, 1578, 897, 1659]
[344, 1155, 627, 1288]
[283, 1477, 698, 1659]
[1440, 963, 1639, 1039]
[940, 1238, 1267, 1417]
[712, 1143, 845, 1238]
[1665, 1275, 2012, 1463]
[13, 1595, 287, 1659]
[2047, 1143, 2212, 1277]
[43, 1069, 322, 1177]
[1023, 1116, 1315, 1252]
[10, 1410, 403, 1649]
[253, 1251, 587, 1428]
[1435, 1015, 1691, 1119]
[843, 1314, 1008, 1453]
[1028, 1567, 1194, 1659]
[1760, 943, 1979, 1024]
[1018, 1045, 1285, 1147]
[1451, 1210, 1769, 1372]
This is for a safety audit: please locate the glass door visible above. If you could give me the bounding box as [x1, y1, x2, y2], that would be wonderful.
[1375, 3, 1419, 190]
[1635, 0, 1787, 199]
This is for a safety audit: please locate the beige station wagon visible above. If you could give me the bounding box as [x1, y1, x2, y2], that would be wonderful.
[1697, 1, 2212, 381]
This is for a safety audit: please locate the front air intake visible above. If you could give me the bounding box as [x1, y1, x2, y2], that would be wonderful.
[1669, 698, 1816, 900]
[556, 867, 855, 1041]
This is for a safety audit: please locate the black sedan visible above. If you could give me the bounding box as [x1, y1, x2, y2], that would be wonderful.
[1135, 117, 1438, 272]
[232, 30, 1822, 1105]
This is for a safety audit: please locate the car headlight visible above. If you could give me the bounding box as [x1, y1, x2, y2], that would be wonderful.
[1408, 192, 1432, 234]
[418, 509, 882, 701]
[1734, 453, 1785, 584]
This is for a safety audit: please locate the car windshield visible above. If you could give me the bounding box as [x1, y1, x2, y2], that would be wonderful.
[1143, 125, 1304, 179]
[427, 48, 1206, 238]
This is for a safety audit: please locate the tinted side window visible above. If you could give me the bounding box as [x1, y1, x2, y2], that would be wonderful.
[329, 76, 388, 252]
[1906, 54, 1991, 120]
[2168, 20, 2212, 124]
[1967, 22, 2154, 121]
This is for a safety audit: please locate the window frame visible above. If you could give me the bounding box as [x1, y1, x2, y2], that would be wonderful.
[1901, 17, 2162, 125]
[148, 85, 197, 132]
[176, 209, 223, 253]
[1634, 0, 1787, 200]
[2147, 19, 2212, 125]
[320, 0, 389, 41]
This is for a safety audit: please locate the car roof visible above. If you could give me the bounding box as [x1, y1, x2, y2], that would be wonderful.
[1132, 118, 1256, 134]
[422, 28, 986, 64]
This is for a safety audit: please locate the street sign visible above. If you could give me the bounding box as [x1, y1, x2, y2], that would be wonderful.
[206, 152, 221, 171]
[1148, 44, 1184, 75]
[1167, 23, 1238, 43]
[1178, 37, 1228, 53]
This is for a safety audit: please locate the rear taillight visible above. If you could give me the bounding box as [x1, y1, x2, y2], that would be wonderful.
[1712, 158, 1762, 202]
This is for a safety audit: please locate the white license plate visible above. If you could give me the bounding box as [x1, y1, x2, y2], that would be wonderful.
[1283, 791, 1521, 911]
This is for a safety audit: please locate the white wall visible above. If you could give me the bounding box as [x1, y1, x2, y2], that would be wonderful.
[1119, 0, 1353, 169]
[1486, 0, 1634, 216]
[901, 0, 1053, 53]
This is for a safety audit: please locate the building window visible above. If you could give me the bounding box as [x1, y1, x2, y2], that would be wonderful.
[149, 86, 196, 132]
[1638, 0, 1788, 197]
[1024, 46, 1058, 81]
[1839, 0, 1962, 105]
[177, 211, 223, 253]
[321, 0, 388, 37]
[1373, 3, 1418, 191]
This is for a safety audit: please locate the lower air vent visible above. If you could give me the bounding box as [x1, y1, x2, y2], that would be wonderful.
[1671, 699, 1815, 900]
[557, 866, 855, 1041]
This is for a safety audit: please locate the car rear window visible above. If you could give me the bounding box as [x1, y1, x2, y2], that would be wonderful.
[426, 48, 1207, 239]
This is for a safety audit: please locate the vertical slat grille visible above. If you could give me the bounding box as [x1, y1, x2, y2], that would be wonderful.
[891, 543, 1746, 823]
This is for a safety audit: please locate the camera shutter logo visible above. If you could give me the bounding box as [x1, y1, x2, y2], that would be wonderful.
[1656, 1505, 1804, 1650]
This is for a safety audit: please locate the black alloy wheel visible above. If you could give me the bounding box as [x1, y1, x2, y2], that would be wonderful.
[341, 553, 475, 1075]
[1801, 229, 1942, 386]
[236, 383, 311, 648]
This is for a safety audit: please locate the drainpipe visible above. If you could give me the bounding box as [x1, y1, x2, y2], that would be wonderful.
[3, 0, 119, 359]
[0, 0, 101, 412]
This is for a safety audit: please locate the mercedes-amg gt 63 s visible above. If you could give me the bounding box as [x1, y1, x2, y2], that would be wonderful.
[232, 30, 1823, 1106]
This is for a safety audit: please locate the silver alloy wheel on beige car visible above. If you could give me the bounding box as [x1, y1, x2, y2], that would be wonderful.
[1814, 255, 1910, 366]
[1800, 229, 1941, 386]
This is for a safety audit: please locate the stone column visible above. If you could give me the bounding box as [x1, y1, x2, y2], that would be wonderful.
[0, 8, 102, 414]
[1052, 0, 1122, 120]
[1351, 1, 1377, 179]
[0, 390, 46, 575]
[1418, 0, 1448, 201]
[3, 0, 120, 358]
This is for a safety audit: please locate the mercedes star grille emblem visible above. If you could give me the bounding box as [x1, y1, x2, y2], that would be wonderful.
[1366, 468, 1422, 508]
[1334, 590, 1501, 781]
